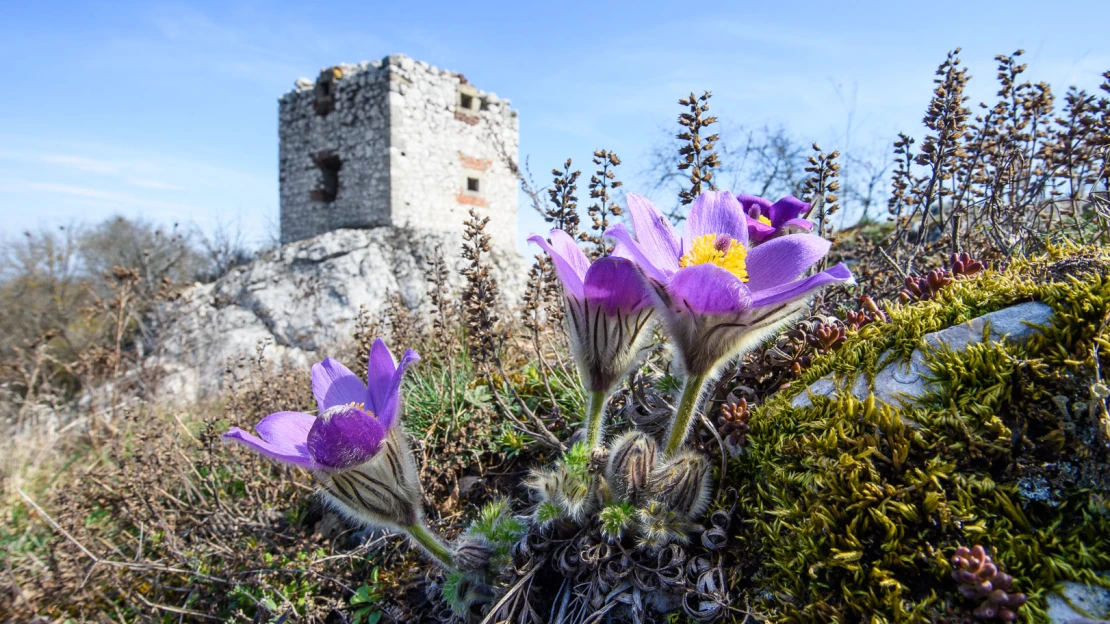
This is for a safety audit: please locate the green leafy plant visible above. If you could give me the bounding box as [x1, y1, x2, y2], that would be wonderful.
[349, 569, 383, 624]
[599, 502, 636, 541]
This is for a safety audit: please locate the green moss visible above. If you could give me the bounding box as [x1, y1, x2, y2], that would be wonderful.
[733, 245, 1110, 623]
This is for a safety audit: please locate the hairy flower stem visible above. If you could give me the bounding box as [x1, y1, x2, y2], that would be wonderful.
[585, 390, 608, 449]
[664, 373, 709, 456]
[404, 523, 455, 570]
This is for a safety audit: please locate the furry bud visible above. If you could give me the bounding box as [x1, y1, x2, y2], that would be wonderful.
[606, 431, 656, 505]
[525, 467, 562, 504]
[525, 460, 594, 523]
[452, 536, 493, 574]
[636, 500, 694, 551]
[648, 451, 711, 520]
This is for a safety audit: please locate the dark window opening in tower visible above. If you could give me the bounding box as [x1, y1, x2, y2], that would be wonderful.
[313, 68, 340, 115]
[311, 153, 342, 202]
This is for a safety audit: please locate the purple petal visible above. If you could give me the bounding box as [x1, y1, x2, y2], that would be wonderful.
[667, 264, 753, 316]
[377, 348, 419, 430]
[746, 216, 777, 244]
[736, 194, 773, 215]
[624, 194, 681, 272]
[307, 405, 387, 470]
[548, 229, 590, 274]
[779, 217, 814, 233]
[745, 234, 832, 293]
[750, 263, 854, 307]
[767, 196, 809, 226]
[311, 357, 367, 413]
[605, 223, 671, 283]
[583, 257, 652, 315]
[366, 338, 396, 416]
[223, 411, 319, 468]
[684, 191, 749, 249]
[257, 410, 317, 446]
[527, 230, 587, 299]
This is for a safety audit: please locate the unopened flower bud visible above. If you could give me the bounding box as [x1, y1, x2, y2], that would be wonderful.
[606, 431, 656, 505]
[648, 451, 711, 520]
[636, 500, 692, 551]
[452, 536, 493, 574]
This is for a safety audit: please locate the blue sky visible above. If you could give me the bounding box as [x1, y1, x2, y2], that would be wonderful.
[1, 0, 1107, 251]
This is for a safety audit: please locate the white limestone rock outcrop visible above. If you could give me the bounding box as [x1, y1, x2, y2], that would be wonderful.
[156, 227, 526, 399]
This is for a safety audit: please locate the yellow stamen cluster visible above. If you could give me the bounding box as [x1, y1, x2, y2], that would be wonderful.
[346, 401, 367, 411]
[757, 215, 772, 226]
[678, 234, 749, 282]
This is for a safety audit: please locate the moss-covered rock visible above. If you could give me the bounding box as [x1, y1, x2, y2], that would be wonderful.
[733, 245, 1110, 623]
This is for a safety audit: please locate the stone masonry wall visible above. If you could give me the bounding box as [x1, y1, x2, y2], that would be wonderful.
[279, 61, 392, 244]
[278, 55, 519, 250]
[385, 55, 519, 250]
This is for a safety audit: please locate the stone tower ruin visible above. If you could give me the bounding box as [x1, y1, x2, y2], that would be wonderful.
[279, 54, 519, 249]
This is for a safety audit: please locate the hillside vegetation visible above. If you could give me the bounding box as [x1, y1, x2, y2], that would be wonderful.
[3, 49, 1109, 623]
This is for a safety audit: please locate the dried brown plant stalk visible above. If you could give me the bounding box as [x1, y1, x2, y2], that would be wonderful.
[676, 91, 721, 214]
[545, 159, 582, 239]
[583, 149, 624, 257]
[802, 143, 842, 242]
[876, 49, 1109, 283]
[461, 208, 502, 371]
[425, 243, 459, 361]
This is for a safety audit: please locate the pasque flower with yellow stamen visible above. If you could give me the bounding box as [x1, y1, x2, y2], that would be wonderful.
[605, 191, 852, 453]
[679, 233, 750, 281]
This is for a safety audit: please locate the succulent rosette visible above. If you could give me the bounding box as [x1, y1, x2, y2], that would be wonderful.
[223, 338, 454, 568]
[740, 194, 814, 245]
[605, 191, 853, 452]
[528, 230, 655, 448]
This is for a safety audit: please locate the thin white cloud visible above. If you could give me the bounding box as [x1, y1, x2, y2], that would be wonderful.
[0, 150, 192, 192]
[39, 154, 123, 175]
[0, 179, 197, 213]
[125, 178, 188, 191]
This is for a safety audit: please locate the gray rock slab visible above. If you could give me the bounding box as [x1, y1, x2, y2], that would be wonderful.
[792, 302, 1054, 410]
[924, 301, 1054, 350]
[1047, 579, 1110, 623]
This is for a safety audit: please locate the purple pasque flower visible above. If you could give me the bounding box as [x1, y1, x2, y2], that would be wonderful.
[223, 338, 424, 530]
[605, 191, 853, 379]
[528, 230, 655, 395]
[739, 194, 814, 245]
[528, 229, 655, 448]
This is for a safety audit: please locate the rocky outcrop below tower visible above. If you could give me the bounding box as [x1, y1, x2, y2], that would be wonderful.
[156, 226, 526, 399]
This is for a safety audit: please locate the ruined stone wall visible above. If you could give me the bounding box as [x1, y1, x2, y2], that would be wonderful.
[279, 62, 393, 244]
[384, 55, 519, 250]
[278, 55, 519, 250]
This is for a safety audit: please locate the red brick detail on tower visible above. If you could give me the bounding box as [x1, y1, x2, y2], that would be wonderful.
[456, 192, 489, 207]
